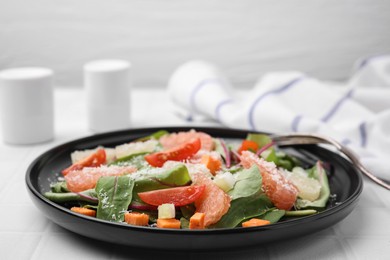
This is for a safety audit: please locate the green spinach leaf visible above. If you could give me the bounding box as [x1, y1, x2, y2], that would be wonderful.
[246, 133, 300, 170]
[44, 189, 97, 204]
[261, 209, 285, 223]
[132, 164, 191, 202]
[96, 175, 134, 222]
[228, 165, 262, 200]
[212, 192, 273, 228]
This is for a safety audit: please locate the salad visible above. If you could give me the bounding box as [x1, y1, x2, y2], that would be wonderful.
[44, 129, 330, 230]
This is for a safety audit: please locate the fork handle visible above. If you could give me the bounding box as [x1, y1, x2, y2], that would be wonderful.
[272, 133, 390, 190]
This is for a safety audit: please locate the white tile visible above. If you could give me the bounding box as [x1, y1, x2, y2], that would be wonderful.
[356, 184, 387, 209]
[0, 233, 42, 260]
[48, 222, 70, 233]
[0, 179, 32, 205]
[33, 233, 112, 260]
[111, 245, 269, 260]
[6, 157, 39, 185]
[111, 245, 190, 260]
[346, 238, 390, 259]
[337, 207, 390, 237]
[0, 162, 17, 191]
[0, 145, 30, 162]
[314, 225, 337, 236]
[268, 236, 348, 260]
[0, 205, 49, 232]
[371, 182, 390, 208]
[190, 247, 269, 260]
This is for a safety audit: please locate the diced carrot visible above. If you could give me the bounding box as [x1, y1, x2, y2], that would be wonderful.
[189, 212, 205, 229]
[156, 218, 181, 229]
[237, 140, 259, 155]
[201, 154, 222, 175]
[124, 212, 149, 226]
[242, 218, 271, 227]
[70, 207, 96, 217]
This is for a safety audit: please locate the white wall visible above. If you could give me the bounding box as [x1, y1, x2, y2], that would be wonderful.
[0, 0, 389, 88]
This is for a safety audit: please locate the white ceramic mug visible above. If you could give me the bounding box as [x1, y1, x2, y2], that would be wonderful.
[84, 59, 131, 133]
[0, 67, 54, 145]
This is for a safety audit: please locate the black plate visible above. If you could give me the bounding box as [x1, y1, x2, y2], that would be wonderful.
[26, 126, 363, 250]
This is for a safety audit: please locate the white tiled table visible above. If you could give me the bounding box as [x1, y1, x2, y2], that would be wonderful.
[0, 88, 389, 260]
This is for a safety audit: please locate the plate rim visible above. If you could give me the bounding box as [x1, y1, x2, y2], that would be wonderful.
[25, 126, 364, 236]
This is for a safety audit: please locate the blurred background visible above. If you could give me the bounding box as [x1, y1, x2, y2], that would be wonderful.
[1, 0, 390, 89]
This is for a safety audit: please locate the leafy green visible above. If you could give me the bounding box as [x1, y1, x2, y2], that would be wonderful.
[212, 192, 273, 228]
[50, 181, 69, 193]
[246, 133, 273, 148]
[213, 138, 225, 158]
[78, 203, 98, 210]
[285, 209, 317, 217]
[228, 166, 262, 200]
[109, 152, 148, 168]
[213, 138, 239, 167]
[132, 164, 191, 202]
[44, 189, 97, 204]
[95, 175, 134, 222]
[263, 149, 300, 171]
[246, 133, 300, 171]
[180, 217, 190, 229]
[135, 130, 168, 142]
[261, 209, 285, 223]
[180, 204, 196, 220]
[295, 162, 330, 209]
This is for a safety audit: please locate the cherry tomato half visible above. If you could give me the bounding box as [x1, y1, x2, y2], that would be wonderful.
[62, 148, 106, 176]
[145, 138, 201, 167]
[138, 185, 206, 207]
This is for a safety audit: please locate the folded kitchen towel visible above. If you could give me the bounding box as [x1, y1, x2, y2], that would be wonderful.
[167, 55, 390, 181]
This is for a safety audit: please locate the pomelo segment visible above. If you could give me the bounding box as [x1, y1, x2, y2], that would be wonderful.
[160, 130, 214, 151]
[283, 167, 321, 202]
[65, 165, 136, 193]
[191, 172, 231, 226]
[240, 151, 298, 210]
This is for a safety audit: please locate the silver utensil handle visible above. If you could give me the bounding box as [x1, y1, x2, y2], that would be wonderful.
[272, 133, 390, 190]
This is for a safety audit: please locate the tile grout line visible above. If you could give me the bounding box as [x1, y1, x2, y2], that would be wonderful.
[334, 234, 357, 259]
[0, 147, 36, 199]
[29, 221, 55, 260]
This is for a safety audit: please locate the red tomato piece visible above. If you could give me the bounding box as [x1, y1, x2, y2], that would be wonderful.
[62, 148, 106, 176]
[145, 138, 201, 167]
[237, 140, 259, 155]
[138, 185, 206, 207]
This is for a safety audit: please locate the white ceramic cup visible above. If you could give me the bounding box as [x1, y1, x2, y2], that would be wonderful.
[84, 59, 131, 133]
[0, 67, 54, 145]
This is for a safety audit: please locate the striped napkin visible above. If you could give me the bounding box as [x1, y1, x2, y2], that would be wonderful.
[168, 55, 390, 181]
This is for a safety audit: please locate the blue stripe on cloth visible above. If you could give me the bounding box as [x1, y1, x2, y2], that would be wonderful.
[341, 138, 352, 146]
[358, 57, 372, 70]
[291, 114, 303, 132]
[215, 99, 234, 122]
[189, 78, 221, 114]
[357, 54, 389, 70]
[185, 114, 193, 122]
[321, 88, 354, 122]
[359, 122, 367, 147]
[248, 77, 304, 130]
